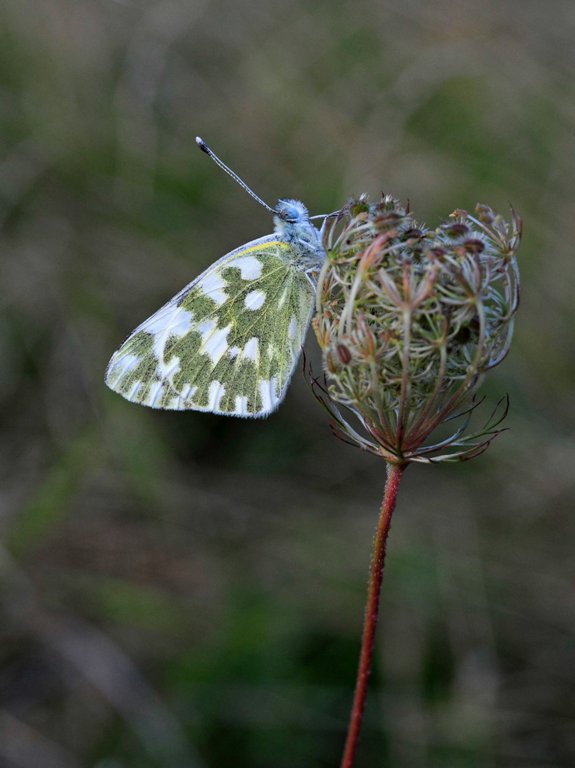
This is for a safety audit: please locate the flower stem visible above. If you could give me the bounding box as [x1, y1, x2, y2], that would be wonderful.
[340, 461, 404, 768]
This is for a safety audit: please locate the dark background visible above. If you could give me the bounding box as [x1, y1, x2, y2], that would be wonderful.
[1, 1, 574, 766]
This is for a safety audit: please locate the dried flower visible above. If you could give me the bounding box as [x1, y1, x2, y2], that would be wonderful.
[312, 195, 521, 464]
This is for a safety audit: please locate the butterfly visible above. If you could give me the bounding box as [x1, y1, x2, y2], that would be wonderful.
[105, 138, 333, 418]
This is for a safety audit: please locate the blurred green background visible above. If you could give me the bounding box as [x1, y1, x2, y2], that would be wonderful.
[1, 1, 574, 766]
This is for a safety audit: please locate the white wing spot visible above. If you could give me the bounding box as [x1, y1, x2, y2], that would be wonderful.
[128, 380, 142, 400]
[197, 317, 217, 339]
[229, 346, 241, 359]
[107, 353, 139, 383]
[146, 307, 193, 337]
[145, 380, 164, 407]
[197, 271, 227, 305]
[232, 256, 263, 280]
[201, 324, 231, 365]
[207, 380, 226, 411]
[259, 377, 279, 413]
[244, 289, 266, 310]
[243, 337, 259, 361]
[160, 355, 181, 379]
[234, 395, 249, 415]
[288, 316, 298, 340]
[143, 307, 194, 380]
[177, 383, 197, 407]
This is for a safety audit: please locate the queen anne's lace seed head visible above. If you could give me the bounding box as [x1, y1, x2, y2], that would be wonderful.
[312, 195, 521, 464]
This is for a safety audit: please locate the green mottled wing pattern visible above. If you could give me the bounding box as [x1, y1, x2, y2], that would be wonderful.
[105, 236, 315, 417]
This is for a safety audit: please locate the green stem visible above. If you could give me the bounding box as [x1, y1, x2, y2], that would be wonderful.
[340, 461, 404, 768]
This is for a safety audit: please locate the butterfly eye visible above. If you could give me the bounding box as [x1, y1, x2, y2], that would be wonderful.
[278, 204, 301, 223]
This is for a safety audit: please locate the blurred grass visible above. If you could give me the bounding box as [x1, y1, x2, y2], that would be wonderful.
[1, 0, 575, 766]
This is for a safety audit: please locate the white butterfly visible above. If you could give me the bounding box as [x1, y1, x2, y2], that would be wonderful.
[105, 139, 332, 417]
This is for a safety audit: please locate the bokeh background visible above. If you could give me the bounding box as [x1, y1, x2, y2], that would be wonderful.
[1, 1, 574, 766]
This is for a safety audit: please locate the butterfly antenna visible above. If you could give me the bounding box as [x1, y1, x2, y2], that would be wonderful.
[196, 137, 275, 214]
[310, 210, 340, 221]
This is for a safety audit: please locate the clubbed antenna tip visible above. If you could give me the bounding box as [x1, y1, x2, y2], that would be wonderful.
[195, 136, 210, 154]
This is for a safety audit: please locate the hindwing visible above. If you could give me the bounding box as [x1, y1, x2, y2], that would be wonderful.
[105, 236, 315, 417]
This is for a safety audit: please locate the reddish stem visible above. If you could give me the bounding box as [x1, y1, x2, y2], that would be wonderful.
[340, 461, 404, 768]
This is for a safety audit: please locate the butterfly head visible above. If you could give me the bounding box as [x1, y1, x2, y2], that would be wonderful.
[274, 199, 310, 226]
[273, 198, 323, 262]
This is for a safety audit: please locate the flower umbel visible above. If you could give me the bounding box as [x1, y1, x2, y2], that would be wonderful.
[313, 195, 521, 464]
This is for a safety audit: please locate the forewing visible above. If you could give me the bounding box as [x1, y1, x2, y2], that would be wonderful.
[105, 237, 315, 417]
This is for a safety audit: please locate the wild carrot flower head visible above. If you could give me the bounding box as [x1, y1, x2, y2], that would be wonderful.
[312, 195, 521, 464]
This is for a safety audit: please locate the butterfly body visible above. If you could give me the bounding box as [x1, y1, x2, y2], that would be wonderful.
[106, 199, 325, 417]
[272, 199, 324, 268]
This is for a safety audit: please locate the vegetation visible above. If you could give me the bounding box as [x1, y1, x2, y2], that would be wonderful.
[1, 1, 573, 766]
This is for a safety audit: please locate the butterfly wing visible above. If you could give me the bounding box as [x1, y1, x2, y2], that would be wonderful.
[105, 235, 316, 417]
